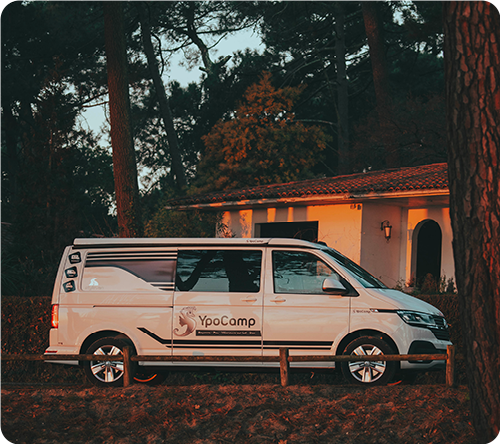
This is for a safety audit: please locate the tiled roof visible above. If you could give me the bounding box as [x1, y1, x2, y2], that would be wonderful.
[168, 163, 448, 208]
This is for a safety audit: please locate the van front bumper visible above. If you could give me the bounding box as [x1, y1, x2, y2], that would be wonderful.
[401, 340, 450, 370]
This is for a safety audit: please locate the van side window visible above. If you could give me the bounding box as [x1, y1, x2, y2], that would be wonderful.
[273, 251, 340, 294]
[83, 250, 176, 291]
[175, 250, 262, 292]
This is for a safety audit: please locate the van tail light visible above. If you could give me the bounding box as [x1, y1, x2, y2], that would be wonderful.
[51, 304, 59, 329]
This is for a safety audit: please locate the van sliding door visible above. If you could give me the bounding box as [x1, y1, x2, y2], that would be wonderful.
[172, 249, 264, 363]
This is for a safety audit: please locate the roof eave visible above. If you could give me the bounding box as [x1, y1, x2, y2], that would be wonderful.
[167, 188, 450, 211]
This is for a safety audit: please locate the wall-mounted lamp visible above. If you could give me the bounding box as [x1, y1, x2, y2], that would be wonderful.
[381, 220, 392, 242]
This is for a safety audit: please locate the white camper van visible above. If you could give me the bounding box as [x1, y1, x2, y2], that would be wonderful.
[45, 238, 451, 386]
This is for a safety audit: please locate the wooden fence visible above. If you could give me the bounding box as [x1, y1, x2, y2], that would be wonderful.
[2, 345, 456, 388]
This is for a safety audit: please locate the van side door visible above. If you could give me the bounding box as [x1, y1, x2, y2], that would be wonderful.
[263, 249, 350, 363]
[172, 248, 264, 360]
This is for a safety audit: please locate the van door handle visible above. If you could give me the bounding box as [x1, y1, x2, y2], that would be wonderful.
[241, 297, 258, 302]
[271, 297, 286, 303]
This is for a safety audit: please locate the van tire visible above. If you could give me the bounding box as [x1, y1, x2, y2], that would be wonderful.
[341, 336, 396, 386]
[83, 337, 136, 387]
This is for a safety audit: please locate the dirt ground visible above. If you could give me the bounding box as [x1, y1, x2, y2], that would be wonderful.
[1, 383, 475, 444]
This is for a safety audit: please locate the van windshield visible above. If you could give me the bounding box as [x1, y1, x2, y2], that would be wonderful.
[324, 248, 387, 289]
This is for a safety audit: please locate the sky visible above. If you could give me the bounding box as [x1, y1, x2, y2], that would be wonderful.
[80, 29, 264, 136]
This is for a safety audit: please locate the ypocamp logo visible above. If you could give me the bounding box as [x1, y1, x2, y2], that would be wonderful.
[174, 306, 258, 337]
[174, 306, 197, 337]
[199, 315, 256, 329]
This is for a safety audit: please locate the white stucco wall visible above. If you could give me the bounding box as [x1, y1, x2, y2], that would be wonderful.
[220, 204, 363, 263]
[359, 203, 403, 287]
[219, 200, 454, 290]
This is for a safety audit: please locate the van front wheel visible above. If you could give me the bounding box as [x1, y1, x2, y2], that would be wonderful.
[341, 336, 396, 386]
[83, 337, 135, 387]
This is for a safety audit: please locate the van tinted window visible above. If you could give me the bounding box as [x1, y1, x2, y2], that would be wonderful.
[83, 250, 176, 291]
[175, 250, 262, 292]
[273, 251, 340, 294]
[324, 248, 387, 288]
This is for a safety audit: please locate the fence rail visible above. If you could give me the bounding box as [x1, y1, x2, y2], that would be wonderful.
[2, 345, 456, 388]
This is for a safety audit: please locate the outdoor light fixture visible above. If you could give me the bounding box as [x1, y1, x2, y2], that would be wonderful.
[381, 220, 392, 241]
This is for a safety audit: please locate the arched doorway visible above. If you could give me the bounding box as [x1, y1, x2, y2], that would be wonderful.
[414, 220, 442, 285]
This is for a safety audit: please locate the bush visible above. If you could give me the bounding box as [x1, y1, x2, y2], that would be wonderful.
[1, 296, 85, 383]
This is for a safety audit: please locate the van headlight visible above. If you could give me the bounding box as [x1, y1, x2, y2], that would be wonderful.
[397, 311, 437, 328]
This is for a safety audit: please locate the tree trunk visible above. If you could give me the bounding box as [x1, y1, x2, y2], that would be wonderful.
[362, 2, 398, 168]
[137, 3, 187, 191]
[2, 104, 20, 206]
[103, 2, 142, 237]
[335, 3, 349, 175]
[444, 2, 500, 443]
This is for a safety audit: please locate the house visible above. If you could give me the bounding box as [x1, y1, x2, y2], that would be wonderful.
[168, 163, 453, 289]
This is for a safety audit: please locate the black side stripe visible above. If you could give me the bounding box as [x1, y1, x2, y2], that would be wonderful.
[263, 340, 332, 347]
[174, 338, 262, 346]
[138, 327, 170, 345]
[138, 328, 333, 349]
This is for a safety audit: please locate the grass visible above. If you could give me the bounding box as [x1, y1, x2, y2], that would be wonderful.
[2, 383, 475, 443]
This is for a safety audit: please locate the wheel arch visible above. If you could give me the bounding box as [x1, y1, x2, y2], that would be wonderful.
[335, 329, 400, 357]
[79, 330, 137, 365]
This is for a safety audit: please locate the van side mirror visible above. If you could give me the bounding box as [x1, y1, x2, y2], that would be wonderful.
[322, 278, 349, 295]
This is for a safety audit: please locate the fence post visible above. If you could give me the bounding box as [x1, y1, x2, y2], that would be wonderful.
[123, 346, 132, 387]
[446, 345, 456, 388]
[280, 348, 290, 387]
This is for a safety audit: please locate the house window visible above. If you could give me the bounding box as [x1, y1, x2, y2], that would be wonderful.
[257, 221, 319, 242]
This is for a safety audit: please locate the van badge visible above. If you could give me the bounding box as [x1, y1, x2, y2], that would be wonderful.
[89, 278, 99, 287]
[174, 306, 197, 336]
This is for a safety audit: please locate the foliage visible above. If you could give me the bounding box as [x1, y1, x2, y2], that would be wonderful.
[415, 293, 463, 359]
[1, 296, 84, 383]
[1, 2, 116, 296]
[1, 250, 20, 296]
[1, 72, 115, 296]
[196, 72, 328, 192]
[144, 205, 219, 239]
[351, 91, 446, 173]
[1, 1, 453, 298]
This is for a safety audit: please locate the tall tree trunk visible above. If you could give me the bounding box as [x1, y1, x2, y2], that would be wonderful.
[137, 3, 187, 191]
[103, 2, 142, 237]
[334, 3, 349, 175]
[444, 2, 500, 443]
[2, 104, 20, 208]
[362, 1, 398, 168]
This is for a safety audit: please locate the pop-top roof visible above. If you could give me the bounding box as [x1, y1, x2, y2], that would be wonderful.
[168, 163, 449, 209]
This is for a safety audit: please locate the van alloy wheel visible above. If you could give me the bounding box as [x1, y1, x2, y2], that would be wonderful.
[83, 337, 135, 387]
[341, 336, 396, 386]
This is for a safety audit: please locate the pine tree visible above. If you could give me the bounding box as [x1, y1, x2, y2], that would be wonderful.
[197, 72, 327, 192]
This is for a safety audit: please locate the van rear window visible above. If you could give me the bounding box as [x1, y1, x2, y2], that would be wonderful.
[83, 250, 176, 291]
[175, 250, 262, 293]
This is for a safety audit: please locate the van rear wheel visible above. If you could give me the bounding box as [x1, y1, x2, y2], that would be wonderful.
[83, 337, 135, 387]
[341, 336, 396, 386]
